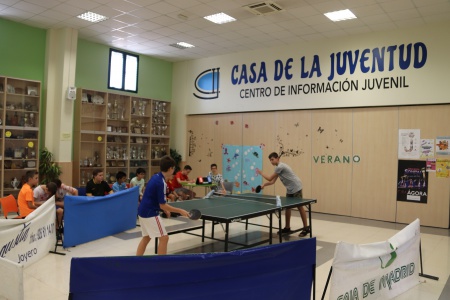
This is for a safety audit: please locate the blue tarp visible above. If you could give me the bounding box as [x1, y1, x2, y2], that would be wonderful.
[63, 186, 139, 248]
[69, 238, 316, 300]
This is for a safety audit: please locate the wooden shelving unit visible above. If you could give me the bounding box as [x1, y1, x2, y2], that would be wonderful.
[73, 88, 170, 186]
[0, 76, 40, 198]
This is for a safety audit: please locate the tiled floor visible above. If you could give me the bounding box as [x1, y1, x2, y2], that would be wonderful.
[6, 212, 450, 299]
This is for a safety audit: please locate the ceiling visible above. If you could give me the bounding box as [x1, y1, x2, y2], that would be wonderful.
[1, 0, 450, 62]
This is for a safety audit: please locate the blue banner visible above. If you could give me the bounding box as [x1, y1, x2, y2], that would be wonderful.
[63, 187, 139, 247]
[70, 238, 316, 300]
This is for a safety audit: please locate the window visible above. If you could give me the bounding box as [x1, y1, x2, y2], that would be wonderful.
[108, 49, 139, 93]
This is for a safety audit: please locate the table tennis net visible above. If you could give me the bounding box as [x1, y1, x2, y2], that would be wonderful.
[220, 193, 279, 205]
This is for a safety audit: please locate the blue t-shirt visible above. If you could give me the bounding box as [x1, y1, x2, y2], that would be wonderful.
[138, 172, 167, 218]
[112, 182, 127, 192]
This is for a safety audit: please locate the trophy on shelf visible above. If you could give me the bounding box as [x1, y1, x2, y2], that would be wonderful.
[11, 177, 20, 189]
[161, 102, 167, 112]
[140, 100, 147, 116]
[112, 99, 119, 119]
[81, 171, 86, 185]
[120, 104, 125, 120]
[132, 99, 137, 115]
[29, 113, 35, 127]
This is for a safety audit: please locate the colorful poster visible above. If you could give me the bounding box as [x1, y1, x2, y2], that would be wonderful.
[436, 159, 450, 178]
[398, 129, 420, 159]
[436, 136, 450, 155]
[426, 159, 436, 172]
[397, 160, 428, 203]
[222, 145, 263, 194]
[420, 139, 434, 158]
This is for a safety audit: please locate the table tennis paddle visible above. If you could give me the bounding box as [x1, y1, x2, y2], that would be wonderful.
[255, 185, 262, 193]
[189, 209, 202, 220]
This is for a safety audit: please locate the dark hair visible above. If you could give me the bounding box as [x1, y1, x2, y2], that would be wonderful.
[183, 165, 192, 171]
[52, 179, 62, 188]
[26, 170, 38, 181]
[116, 171, 127, 180]
[211, 163, 217, 169]
[46, 182, 57, 195]
[160, 155, 175, 172]
[136, 168, 146, 175]
[268, 152, 279, 159]
[93, 169, 103, 177]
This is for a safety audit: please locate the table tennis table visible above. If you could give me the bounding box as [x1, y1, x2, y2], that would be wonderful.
[161, 193, 317, 252]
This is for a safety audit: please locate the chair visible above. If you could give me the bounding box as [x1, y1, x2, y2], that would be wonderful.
[223, 181, 234, 194]
[0, 194, 22, 219]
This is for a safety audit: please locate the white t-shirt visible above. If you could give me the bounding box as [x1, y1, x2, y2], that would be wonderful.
[130, 177, 145, 195]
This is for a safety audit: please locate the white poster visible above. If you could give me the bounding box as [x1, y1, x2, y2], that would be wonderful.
[420, 139, 434, 158]
[330, 219, 420, 300]
[398, 129, 420, 159]
[0, 197, 56, 267]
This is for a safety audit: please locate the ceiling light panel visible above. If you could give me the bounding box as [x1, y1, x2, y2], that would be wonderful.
[204, 12, 236, 24]
[77, 11, 108, 23]
[324, 9, 356, 22]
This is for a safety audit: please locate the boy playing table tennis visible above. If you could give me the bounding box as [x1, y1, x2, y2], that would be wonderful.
[257, 152, 310, 237]
[136, 155, 190, 255]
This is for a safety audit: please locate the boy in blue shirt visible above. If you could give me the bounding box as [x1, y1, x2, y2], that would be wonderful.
[112, 171, 127, 192]
[136, 156, 190, 255]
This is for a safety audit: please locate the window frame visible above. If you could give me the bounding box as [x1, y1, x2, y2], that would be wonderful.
[107, 48, 139, 93]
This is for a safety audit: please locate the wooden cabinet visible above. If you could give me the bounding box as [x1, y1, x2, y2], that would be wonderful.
[0, 76, 40, 197]
[73, 88, 170, 186]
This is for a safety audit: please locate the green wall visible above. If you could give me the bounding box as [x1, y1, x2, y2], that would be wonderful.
[76, 39, 173, 100]
[0, 18, 46, 82]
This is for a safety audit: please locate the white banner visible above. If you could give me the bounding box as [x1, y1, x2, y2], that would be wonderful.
[330, 219, 420, 300]
[0, 256, 24, 300]
[0, 197, 56, 266]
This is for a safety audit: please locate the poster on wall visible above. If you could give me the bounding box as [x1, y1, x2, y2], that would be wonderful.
[436, 159, 450, 178]
[420, 139, 434, 158]
[436, 136, 450, 155]
[426, 159, 436, 172]
[222, 145, 262, 194]
[398, 129, 420, 159]
[397, 160, 428, 203]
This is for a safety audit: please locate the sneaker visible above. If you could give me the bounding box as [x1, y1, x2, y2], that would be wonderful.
[277, 227, 292, 234]
[299, 226, 311, 237]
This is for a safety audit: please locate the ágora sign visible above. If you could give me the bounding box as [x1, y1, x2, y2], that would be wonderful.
[231, 42, 426, 98]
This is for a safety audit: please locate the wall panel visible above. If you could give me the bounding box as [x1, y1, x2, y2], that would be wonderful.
[185, 104, 450, 228]
[275, 111, 312, 198]
[352, 107, 398, 222]
[311, 109, 353, 215]
[397, 105, 450, 227]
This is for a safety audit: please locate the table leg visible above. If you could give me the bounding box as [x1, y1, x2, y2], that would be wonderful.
[308, 204, 312, 238]
[278, 208, 282, 243]
[202, 219, 205, 242]
[269, 212, 273, 244]
[225, 222, 230, 252]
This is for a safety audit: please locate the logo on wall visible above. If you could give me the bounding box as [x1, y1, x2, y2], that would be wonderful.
[193, 68, 220, 100]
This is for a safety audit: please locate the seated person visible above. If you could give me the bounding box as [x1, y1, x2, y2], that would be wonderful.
[18, 171, 41, 217]
[172, 165, 196, 200]
[52, 179, 78, 231]
[208, 163, 226, 194]
[33, 182, 58, 202]
[166, 172, 182, 202]
[53, 179, 78, 204]
[86, 169, 113, 196]
[130, 168, 146, 201]
[112, 171, 128, 192]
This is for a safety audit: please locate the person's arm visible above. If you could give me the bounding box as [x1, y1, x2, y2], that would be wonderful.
[86, 180, 94, 196]
[104, 181, 114, 194]
[256, 169, 279, 189]
[63, 184, 78, 196]
[159, 203, 189, 217]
